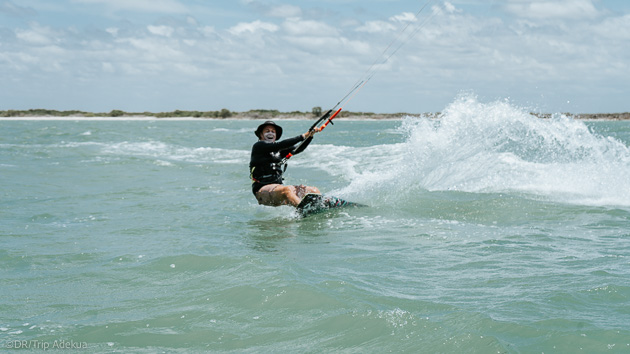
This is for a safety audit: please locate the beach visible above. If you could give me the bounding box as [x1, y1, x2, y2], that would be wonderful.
[0, 111, 630, 121]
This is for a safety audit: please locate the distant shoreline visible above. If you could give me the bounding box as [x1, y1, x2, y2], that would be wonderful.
[1, 109, 629, 121]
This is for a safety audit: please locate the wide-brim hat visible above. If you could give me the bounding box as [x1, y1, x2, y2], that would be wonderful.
[255, 120, 283, 140]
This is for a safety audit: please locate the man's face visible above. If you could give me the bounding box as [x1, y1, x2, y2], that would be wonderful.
[261, 126, 276, 142]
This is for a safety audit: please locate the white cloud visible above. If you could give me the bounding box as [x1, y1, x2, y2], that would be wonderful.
[228, 20, 278, 35]
[106, 28, 119, 37]
[503, 0, 599, 19]
[282, 18, 338, 37]
[72, 0, 187, 13]
[15, 23, 57, 45]
[443, 2, 461, 14]
[240, 0, 302, 19]
[390, 12, 417, 23]
[594, 14, 630, 40]
[186, 16, 198, 27]
[16, 29, 50, 45]
[356, 21, 396, 33]
[119, 37, 184, 62]
[356, 11, 419, 34]
[201, 26, 216, 37]
[267, 4, 301, 18]
[147, 25, 174, 37]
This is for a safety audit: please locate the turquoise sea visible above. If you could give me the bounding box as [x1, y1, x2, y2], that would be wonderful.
[2, 97, 630, 353]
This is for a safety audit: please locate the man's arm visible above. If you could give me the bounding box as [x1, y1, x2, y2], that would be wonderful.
[253, 135, 305, 154]
[289, 136, 313, 155]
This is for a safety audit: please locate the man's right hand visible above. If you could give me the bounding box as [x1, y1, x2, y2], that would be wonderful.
[303, 130, 316, 139]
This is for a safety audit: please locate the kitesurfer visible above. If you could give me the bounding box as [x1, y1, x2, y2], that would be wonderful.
[249, 121, 320, 207]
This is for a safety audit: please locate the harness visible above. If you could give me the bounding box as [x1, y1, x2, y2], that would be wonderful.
[249, 163, 284, 184]
[250, 150, 286, 185]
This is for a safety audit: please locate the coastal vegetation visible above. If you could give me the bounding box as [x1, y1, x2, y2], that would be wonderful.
[1, 108, 628, 120]
[0, 108, 234, 118]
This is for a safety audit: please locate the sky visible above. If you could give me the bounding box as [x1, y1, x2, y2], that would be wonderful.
[1, 0, 628, 114]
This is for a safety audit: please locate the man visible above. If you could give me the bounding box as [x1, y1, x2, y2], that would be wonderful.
[250, 120, 320, 206]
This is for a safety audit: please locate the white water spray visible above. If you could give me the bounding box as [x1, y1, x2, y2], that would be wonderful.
[339, 94, 630, 207]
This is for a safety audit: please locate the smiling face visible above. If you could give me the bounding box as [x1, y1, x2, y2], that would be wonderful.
[260, 125, 277, 142]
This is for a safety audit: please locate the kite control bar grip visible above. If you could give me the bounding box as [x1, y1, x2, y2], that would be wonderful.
[280, 108, 341, 166]
[316, 108, 342, 132]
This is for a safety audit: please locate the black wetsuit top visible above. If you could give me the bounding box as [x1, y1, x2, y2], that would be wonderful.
[249, 135, 313, 195]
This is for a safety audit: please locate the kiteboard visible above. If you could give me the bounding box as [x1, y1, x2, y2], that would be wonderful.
[296, 193, 366, 217]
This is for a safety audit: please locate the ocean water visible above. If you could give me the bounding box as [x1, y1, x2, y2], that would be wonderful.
[2, 96, 630, 353]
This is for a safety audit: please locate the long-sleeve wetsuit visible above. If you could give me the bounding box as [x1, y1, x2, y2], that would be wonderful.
[249, 135, 313, 195]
